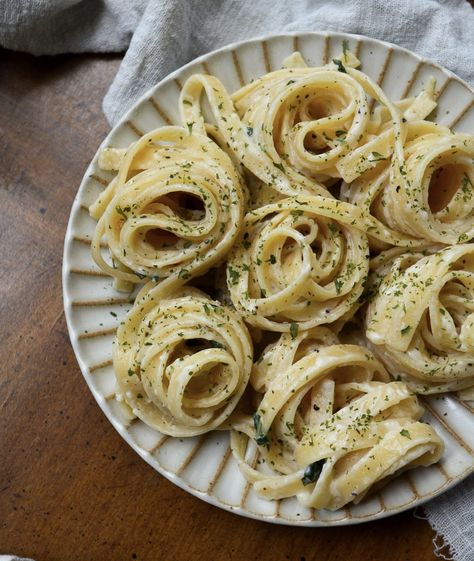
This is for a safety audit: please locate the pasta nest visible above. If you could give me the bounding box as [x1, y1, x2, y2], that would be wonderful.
[366, 244, 474, 394]
[180, 53, 394, 198]
[343, 125, 474, 246]
[114, 286, 253, 436]
[90, 126, 246, 286]
[232, 64, 370, 190]
[226, 195, 369, 331]
[231, 336, 443, 510]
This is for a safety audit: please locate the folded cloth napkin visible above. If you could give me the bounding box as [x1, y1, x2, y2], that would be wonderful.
[1, 1, 473, 560]
[1, 0, 474, 125]
[423, 476, 474, 560]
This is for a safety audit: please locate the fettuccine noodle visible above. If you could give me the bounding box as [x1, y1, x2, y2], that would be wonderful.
[91, 126, 246, 288]
[231, 341, 443, 510]
[226, 195, 370, 331]
[87, 44, 474, 511]
[366, 245, 474, 394]
[114, 285, 253, 436]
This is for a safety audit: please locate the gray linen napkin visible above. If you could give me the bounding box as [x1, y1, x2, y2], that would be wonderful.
[1, 0, 473, 125]
[1, 2, 473, 560]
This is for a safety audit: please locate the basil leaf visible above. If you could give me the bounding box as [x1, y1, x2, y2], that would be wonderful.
[302, 459, 326, 486]
[368, 151, 387, 162]
[290, 322, 299, 339]
[253, 413, 268, 445]
[332, 59, 347, 73]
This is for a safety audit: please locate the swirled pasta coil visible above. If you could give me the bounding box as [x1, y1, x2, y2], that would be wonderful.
[366, 244, 474, 394]
[114, 286, 253, 436]
[90, 126, 246, 286]
[231, 344, 443, 510]
[343, 127, 474, 246]
[180, 53, 406, 198]
[226, 196, 370, 331]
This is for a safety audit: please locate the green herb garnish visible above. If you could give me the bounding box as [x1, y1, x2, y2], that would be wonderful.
[253, 413, 268, 445]
[115, 205, 130, 219]
[302, 459, 326, 486]
[368, 151, 387, 162]
[335, 278, 344, 294]
[228, 266, 240, 285]
[333, 59, 347, 73]
[290, 322, 299, 339]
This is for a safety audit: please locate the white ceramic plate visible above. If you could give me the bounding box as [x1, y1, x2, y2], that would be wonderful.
[63, 31, 474, 526]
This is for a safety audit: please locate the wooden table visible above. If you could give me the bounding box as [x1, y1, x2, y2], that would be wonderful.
[0, 48, 441, 561]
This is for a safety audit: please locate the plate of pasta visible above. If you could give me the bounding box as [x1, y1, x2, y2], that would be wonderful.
[63, 31, 474, 525]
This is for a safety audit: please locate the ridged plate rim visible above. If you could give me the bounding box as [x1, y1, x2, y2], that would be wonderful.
[62, 31, 474, 526]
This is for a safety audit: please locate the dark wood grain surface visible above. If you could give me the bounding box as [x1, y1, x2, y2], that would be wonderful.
[0, 48, 440, 561]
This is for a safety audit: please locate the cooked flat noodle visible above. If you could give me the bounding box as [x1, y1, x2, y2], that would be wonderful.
[226, 195, 370, 331]
[181, 53, 474, 248]
[366, 244, 474, 393]
[114, 285, 253, 436]
[180, 52, 408, 202]
[230, 343, 443, 510]
[84, 46, 474, 511]
[90, 126, 246, 288]
[342, 124, 474, 246]
[251, 326, 339, 392]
